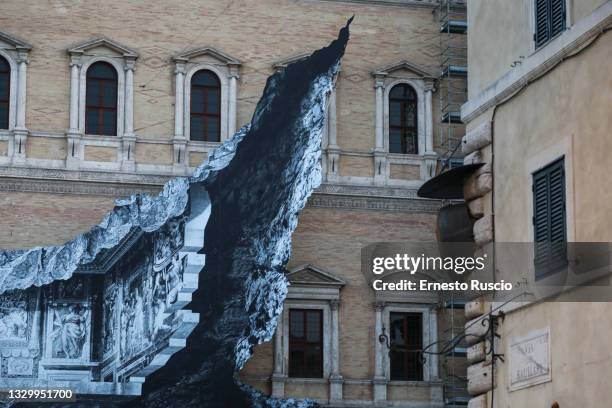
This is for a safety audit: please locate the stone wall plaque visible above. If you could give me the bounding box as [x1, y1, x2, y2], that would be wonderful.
[508, 327, 551, 391]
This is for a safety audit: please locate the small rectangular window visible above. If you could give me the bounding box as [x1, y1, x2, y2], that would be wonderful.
[289, 309, 323, 378]
[533, 157, 567, 279]
[389, 312, 423, 381]
[534, 0, 566, 49]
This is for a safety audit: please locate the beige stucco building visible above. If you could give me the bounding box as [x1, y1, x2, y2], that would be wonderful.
[459, 0, 612, 407]
[0, 0, 471, 407]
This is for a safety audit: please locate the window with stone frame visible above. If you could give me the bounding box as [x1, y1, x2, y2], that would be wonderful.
[85, 61, 118, 136]
[190, 70, 221, 142]
[0, 56, 9, 129]
[288, 308, 324, 378]
[388, 84, 418, 154]
[389, 312, 423, 381]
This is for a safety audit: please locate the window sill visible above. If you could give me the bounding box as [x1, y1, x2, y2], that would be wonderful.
[187, 139, 221, 147]
[387, 380, 442, 387]
[285, 377, 327, 384]
[82, 133, 119, 142]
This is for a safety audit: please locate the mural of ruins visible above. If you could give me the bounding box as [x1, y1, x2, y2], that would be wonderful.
[0, 216, 195, 395]
[0, 19, 350, 407]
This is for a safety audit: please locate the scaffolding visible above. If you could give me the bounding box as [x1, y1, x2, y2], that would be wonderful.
[438, 0, 468, 173]
[437, 1, 469, 406]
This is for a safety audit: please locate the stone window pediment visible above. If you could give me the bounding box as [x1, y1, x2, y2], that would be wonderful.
[287, 264, 346, 288]
[0, 31, 32, 53]
[171, 46, 241, 167]
[67, 37, 138, 59]
[372, 59, 435, 79]
[174, 46, 240, 66]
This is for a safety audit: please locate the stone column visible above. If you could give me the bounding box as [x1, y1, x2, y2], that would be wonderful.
[429, 307, 439, 380]
[424, 84, 434, 154]
[373, 301, 387, 402]
[66, 58, 82, 170]
[326, 88, 339, 182]
[121, 58, 136, 171]
[373, 75, 387, 186]
[123, 59, 135, 137]
[172, 61, 188, 175]
[69, 62, 80, 132]
[227, 68, 238, 138]
[271, 314, 286, 398]
[12, 52, 28, 163]
[374, 78, 384, 152]
[329, 299, 343, 402]
[422, 80, 438, 179]
[174, 62, 185, 138]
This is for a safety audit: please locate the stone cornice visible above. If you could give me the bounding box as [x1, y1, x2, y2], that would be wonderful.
[0, 177, 161, 197]
[0, 168, 443, 213]
[461, 2, 612, 124]
[308, 193, 442, 213]
[0, 165, 170, 187]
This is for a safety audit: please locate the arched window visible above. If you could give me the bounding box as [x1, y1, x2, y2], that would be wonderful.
[85, 62, 118, 136]
[389, 84, 418, 154]
[0, 57, 10, 130]
[190, 70, 221, 142]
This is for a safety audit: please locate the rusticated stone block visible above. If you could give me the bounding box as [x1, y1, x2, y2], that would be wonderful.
[468, 394, 487, 408]
[464, 172, 492, 201]
[467, 197, 484, 219]
[465, 315, 489, 346]
[462, 121, 492, 155]
[473, 215, 493, 246]
[467, 361, 495, 396]
[467, 341, 487, 364]
[465, 298, 486, 319]
[463, 150, 483, 165]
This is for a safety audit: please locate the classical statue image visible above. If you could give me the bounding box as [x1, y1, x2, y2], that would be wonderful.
[0, 300, 28, 341]
[52, 304, 89, 359]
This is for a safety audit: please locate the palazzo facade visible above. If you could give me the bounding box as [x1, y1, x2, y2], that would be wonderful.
[0, 0, 467, 406]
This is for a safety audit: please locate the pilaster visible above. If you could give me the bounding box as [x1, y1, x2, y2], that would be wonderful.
[373, 301, 388, 402]
[329, 299, 343, 402]
[12, 50, 29, 164]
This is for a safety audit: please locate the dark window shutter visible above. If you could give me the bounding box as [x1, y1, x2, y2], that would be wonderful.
[535, 0, 566, 49]
[535, 0, 551, 48]
[533, 158, 567, 279]
[550, 0, 566, 37]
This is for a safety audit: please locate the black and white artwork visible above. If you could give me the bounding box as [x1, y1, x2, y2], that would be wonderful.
[0, 20, 350, 407]
[0, 291, 28, 341]
[50, 303, 90, 359]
